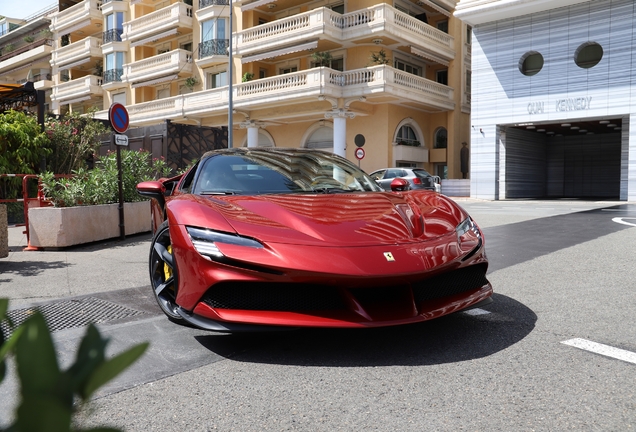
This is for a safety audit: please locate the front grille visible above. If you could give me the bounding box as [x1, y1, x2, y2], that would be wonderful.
[412, 264, 489, 302]
[202, 282, 347, 311]
[201, 265, 489, 313]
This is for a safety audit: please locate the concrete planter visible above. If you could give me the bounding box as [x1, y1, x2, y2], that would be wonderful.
[28, 201, 151, 248]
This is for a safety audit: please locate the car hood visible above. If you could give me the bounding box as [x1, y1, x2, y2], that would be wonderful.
[174, 191, 466, 247]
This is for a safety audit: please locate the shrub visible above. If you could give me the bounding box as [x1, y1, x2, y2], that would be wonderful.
[44, 110, 108, 174]
[40, 150, 173, 207]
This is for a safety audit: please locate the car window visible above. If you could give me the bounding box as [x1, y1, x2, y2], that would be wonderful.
[369, 170, 386, 181]
[178, 162, 199, 193]
[413, 169, 432, 178]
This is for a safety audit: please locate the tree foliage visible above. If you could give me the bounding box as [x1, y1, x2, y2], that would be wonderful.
[0, 110, 50, 175]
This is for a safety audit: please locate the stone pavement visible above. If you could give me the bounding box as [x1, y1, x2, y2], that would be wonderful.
[0, 225, 152, 308]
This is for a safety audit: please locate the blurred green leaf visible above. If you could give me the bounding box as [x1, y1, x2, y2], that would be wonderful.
[15, 394, 72, 432]
[67, 324, 108, 399]
[83, 342, 149, 400]
[14, 313, 60, 398]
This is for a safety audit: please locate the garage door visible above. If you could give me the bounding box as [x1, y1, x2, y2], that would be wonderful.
[505, 127, 621, 199]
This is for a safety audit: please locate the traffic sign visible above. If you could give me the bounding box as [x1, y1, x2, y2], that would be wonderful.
[114, 134, 129, 146]
[355, 147, 365, 160]
[109, 103, 129, 134]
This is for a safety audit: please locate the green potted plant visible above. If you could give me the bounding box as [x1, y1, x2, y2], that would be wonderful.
[242, 72, 254, 82]
[370, 49, 390, 65]
[23, 35, 35, 43]
[184, 76, 198, 89]
[311, 51, 333, 67]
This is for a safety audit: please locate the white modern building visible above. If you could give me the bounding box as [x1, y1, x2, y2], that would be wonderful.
[455, 0, 636, 201]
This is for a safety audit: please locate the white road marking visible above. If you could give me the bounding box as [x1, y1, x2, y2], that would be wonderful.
[463, 308, 491, 316]
[612, 217, 636, 227]
[561, 338, 636, 365]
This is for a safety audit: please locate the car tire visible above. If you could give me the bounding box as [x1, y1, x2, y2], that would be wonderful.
[149, 220, 183, 321]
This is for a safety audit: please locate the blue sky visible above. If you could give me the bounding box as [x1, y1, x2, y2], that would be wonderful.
[1, 0, 57, 20]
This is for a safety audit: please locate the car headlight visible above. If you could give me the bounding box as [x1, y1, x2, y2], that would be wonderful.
[456, 217, 480, 244]
[186, 226, 263, 260]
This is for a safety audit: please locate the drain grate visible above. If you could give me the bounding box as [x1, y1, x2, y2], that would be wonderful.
[0, 297, 145, 337]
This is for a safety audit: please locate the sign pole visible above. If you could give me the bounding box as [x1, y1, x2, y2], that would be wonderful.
[109, 103, 130, 241]
[115, 133, 125, 240]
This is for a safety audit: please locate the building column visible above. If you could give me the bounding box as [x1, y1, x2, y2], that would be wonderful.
[325, 109, 355, 158]
[239, 120, 262, 147]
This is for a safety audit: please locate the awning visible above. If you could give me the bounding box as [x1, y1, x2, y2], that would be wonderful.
[58, 57, 91, 70]
[241, 41, 318, 64]
[241, 0, 276, 12]
[410, 46, 449, 67]
[417, 0, 450, 16]
[54, 19, 91, 35]
[131, 74, 179, 88]
[130, 29, 179, 47]
[3, 62, 34, 76]
[58, 95, 91, 106]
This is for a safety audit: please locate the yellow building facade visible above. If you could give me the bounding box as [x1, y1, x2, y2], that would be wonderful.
[44, 0, 471, 179]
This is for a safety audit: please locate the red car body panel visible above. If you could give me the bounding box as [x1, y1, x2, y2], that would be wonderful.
[164, 190, 489, 327]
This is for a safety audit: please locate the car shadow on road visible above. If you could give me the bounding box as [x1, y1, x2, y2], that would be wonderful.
[194, 293, 536, 367]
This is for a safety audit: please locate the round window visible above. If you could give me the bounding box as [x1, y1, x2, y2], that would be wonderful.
[575, 42, 603, 69]
[519, 51, 544, 76]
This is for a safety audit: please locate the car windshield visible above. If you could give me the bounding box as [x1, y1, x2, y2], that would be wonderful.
[193, 149, 384, 195]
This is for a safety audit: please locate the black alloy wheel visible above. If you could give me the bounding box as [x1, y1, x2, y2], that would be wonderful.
[149, 220, 182, 320]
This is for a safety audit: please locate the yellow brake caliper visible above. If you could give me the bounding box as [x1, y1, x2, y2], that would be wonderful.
[163, 245, 173, 281]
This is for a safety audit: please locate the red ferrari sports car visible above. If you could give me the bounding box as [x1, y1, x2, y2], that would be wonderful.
[137, 148, 492, 331]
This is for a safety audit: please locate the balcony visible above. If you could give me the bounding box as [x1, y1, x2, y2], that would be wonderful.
[122, 49, 193, 85]
[122, 2, 193, 46]
[125, 65, 454, 125]
[51, 36, 102, 69]
[51, 0, 103, 35]
[51, 74, 103, 105]
[196, 39, 229, 68]
[235, 4, 454, 66]
[0, 38, 53, 73]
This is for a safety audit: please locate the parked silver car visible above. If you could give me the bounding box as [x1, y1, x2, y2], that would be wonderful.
[369, 168, 441, 193]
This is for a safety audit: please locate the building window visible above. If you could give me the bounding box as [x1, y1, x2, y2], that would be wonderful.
[434, 127, 447, 149]
[104, 52, 124, 83]
[310, 56, 344, 71]
[466, 25, 472, 45]
[207, 71, 227, 89]
[437, 20, 448, 33]
[396, 125, 420, 146]
[394, 58, 421, 76]
[104, 12, 124, 43]
[519, 51, 544, 76]
[435, 163, 447, 179]
[157, 87, 170, 99]
[575, 42, 603, 69]
[436, 70, 448, 85]
[259, 68, 267, 79]
[112, 92, 126, 105]
[202, 18, 226, 42]
[280, 66, 298, 74]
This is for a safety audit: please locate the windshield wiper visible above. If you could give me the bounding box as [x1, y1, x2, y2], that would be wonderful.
[200, 191, 238, 195]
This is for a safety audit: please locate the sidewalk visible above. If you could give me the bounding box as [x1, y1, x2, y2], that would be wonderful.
[0, 226, 152, 308]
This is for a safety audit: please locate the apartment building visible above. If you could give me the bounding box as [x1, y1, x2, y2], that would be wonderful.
[456, 0, 636, 201]
[0, 7, 58, 112]
[44, 0, 471, 178]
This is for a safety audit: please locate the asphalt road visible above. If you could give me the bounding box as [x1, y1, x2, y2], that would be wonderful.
[1, 199, 635, 431]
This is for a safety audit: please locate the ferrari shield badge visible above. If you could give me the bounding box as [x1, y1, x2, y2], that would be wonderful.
[383, 252, 395, 262]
